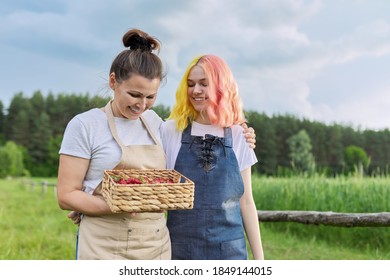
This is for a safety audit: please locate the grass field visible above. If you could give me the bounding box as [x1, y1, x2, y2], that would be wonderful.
[0, 176, 389, 260]
[252, 174, 390, 257]
[0, 178, 76, 259]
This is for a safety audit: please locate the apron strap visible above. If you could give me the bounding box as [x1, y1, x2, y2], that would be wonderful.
[181, 124, 193, 143]
[105, 100, 124, 148]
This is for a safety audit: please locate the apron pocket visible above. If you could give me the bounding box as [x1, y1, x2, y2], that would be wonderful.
[126, 226, 170, 260]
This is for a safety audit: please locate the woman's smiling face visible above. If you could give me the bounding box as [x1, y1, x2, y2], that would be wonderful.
[110, 73, 160, 120]
[187, 65, 211, 123]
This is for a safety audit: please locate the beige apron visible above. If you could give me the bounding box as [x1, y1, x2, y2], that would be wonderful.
[77, 101, 171, 260]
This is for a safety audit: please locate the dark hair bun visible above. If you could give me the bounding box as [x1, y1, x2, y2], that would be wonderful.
[122, 28, 160, 53]
[128, 34, 152, 51]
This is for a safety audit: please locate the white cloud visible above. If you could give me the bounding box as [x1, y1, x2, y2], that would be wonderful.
[328, 20, 390, 63]
[328, 86, 390, 130]
[1, 0, 390, 130]
[230, 6, 390, 129]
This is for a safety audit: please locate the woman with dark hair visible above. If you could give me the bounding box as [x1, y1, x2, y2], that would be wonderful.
[57, 28, 170, 260]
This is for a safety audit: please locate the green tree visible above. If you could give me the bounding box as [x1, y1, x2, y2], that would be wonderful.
[286, 129, 316, 174]
[30, 91, 45, 116]
[6, 141, 25, 176]
[246, 111, 277, 175]
[363, 129, 390, 176]
[325, 124, 344, 175]
[152, 104, 171, 120]
[344, 145, 370, 176]
[0, 141, 25, 177]
[46, 135, 63, 176]
[28, 111, 52, 175]
[5, 93, 32, 146]
[274, 114, 300, 169]
[11, 110, 31, 147]
[0, 146, 10, 178]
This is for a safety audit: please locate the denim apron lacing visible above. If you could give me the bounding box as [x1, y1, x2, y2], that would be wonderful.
[167, 124, 247, 260]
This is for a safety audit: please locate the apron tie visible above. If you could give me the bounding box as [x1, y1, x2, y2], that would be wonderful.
[189, 134, 227, 172]
[204, 134, 227, 157]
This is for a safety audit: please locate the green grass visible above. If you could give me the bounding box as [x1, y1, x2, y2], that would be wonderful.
[0, 178, 76, 259]
[1, 176, 390, 259]
[252, 174, 390, 259]
[260, 223, 390, 260]
[252, 175, 390, 212]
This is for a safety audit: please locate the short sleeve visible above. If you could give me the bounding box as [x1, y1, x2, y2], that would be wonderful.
[232, 125, 258, 171]
[59, 117, 92, 159]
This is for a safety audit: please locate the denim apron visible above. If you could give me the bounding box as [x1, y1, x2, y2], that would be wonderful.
[167, 124, 247, 260]
[77, 101, 171, 260]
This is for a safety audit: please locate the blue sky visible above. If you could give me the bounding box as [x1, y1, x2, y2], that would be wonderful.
[1, 0, 389, 130]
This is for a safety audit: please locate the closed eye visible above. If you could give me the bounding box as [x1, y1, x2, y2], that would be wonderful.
[128, 92, 142, 98]
[187, 79, 208, 88]
[128, 92, 156, 99]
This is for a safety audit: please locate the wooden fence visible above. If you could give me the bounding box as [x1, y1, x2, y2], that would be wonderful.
[257, 210, 390, 227]
[25, 180, 57, 197]
[25, 180, 390, 227]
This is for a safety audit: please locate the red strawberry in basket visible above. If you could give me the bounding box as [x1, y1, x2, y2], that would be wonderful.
[126, 177, 142, 184]
[118, 178, 127, 184]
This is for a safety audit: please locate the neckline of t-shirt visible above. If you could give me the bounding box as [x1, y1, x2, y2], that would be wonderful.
[95, 107, 142, 123]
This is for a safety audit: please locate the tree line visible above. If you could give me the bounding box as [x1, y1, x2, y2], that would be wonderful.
[246, 111, 389, 176]
[0, 91, 388, 178]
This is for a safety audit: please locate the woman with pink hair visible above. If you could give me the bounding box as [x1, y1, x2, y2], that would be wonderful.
[161, 55, 264, 260]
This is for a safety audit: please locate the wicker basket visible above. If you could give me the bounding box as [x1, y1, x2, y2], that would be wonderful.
[102, 169, 194, 213]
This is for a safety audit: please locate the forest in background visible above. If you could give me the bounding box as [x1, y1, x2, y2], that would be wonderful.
[0, 91, 389, 177]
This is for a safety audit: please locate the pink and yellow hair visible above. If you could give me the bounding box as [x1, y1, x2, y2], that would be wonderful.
[169, 54, 246, 131]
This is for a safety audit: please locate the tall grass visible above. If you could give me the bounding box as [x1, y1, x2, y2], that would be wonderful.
[0, 178, 76, 259]
[253, 174, 390, 212]
[252, 174, 390, 256]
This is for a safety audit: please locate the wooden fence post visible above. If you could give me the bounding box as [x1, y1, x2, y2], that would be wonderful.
[42, 180, 48, 193]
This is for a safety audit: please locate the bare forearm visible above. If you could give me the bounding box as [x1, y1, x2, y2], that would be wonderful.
[57, 155, 112, 216]
[58, 189, 112, 216]
[240, 168, 264, 259]
[241, 200, 264, 260]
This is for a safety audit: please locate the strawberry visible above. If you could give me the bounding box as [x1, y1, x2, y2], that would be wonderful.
[112, 174, 175, 185]
[127, 177, 142, 184]
[151, 177, 175, 184]
[118, 178, 127, 184]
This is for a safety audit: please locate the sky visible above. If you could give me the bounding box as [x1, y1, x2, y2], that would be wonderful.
[0, 0, 389, 131]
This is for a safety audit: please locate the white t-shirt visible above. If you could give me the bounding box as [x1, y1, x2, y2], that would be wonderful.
[160, 120, 258, 171]
[59, 108, 163, 194]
